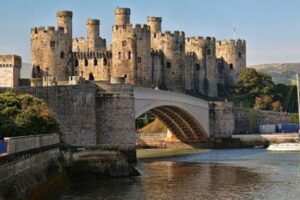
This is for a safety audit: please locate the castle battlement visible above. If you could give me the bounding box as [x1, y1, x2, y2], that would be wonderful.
[186, 36, 216, 45]
[154, 31, 185, 41]
[134, 24, 150, 31]
[31, 26, 65, 35]
[56, 10, 73, 17]
[86, 19, 100, 25]
[0, 55, 22, 67]
[73, 51, 112, 60]
[217, 39, 246, 48]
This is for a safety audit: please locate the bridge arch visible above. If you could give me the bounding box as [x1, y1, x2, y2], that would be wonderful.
[134, 88, 211, 142]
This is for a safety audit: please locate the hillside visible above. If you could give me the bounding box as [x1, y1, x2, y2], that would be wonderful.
[249, 63, 300, 85]
[21, 62, 31, 79]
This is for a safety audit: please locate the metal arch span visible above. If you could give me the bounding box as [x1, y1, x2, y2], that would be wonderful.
[134, 88, 211, 139]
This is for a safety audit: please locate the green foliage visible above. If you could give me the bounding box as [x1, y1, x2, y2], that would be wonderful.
[290, 113, 299, 124]
[231, 68, 298, 113]
[0, 90, 59, 138]
[135, 113, 155, 129]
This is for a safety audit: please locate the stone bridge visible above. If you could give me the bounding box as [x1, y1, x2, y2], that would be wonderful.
[2, 84, 234, 161]
[134, 88, 210, 142]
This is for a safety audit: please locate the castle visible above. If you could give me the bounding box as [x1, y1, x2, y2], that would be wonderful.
[29, 8, 246, 97]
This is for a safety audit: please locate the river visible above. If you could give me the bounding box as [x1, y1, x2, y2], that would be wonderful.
[58, 148, 300, 200]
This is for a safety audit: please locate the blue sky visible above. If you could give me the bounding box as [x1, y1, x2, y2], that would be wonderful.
[0, 0, 300, 65]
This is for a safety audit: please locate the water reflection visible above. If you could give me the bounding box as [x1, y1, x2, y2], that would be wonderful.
[59, 149, 300, 200]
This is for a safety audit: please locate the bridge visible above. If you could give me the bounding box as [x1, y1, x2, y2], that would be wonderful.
[5, 83, 233, 162]
[134, 88, 210, 142]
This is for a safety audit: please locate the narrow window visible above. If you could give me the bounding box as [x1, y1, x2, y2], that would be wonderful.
[137, 57, 142, 63]
[229, 63, 233, 69]
[128, 51, 131, 60]
[118, 52, 121, 60]
[103, 57, 108, 66]
[124, 74, 127, 78]
[122, 40, 127, 46]
[84, 58, 88, 66]
[167, 62, 171, 69]
[179, 44, 184, 52]
[195, 64, 200, 71]
[153, 33, 157, 38]
[238, 52, 242, 58]
[60, 51, 64, 59]
[94, 58, 98, 66]
[75, 59, 79, 67]
[89, 73, 94, 80]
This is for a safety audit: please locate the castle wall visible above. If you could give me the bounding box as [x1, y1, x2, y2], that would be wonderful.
[0, 55, 21, 87]
[73, 51, 111, 81]
[151, 50, 164, 88]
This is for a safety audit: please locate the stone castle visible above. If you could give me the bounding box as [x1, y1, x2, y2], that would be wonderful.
[2, 7, 246, 97]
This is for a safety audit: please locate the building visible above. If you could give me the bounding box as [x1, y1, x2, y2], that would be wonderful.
[0, 55, 22, 88]
[30, 8, 247, 97]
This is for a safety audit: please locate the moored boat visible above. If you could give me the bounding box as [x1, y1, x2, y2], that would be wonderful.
[267, 143, 300, 151]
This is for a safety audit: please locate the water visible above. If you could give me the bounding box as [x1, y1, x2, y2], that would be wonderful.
[58, 149, 300, 200]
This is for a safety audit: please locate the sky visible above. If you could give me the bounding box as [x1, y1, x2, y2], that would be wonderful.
[0, 0, 300, 65]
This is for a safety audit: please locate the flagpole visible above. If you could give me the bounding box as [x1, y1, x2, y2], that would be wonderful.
[296, 73, 300, 134]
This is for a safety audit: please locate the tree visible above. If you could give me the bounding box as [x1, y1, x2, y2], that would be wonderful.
[234, 68, 275, 108]
[0, 90, 59, 139]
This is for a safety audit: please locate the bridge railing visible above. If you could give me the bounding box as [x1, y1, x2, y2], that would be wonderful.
[137, 132, 168, 139]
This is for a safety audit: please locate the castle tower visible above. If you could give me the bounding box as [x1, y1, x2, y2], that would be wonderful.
[216, 39, 246, 86]
[147, 17, 162, 33]
[31, 10, 73, 84]
[186, 37, 218, 97]
[111, 8, 151, 86]
[56, 11, 73, 39]
[0, 55, 21, 87]
[151, 31, 186, 92]
[86, 19, 101, 51]
[114, 8, 130, 26]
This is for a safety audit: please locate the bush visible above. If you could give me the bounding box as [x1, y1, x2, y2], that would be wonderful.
[0, 90, 59, 138]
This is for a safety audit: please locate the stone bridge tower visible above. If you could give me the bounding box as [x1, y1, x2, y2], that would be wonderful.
[31, 11, 73, 84]
[216, 39, 246, 86]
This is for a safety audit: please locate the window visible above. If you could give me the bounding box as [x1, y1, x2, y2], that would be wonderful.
[179, 44, 184, 52]
[94, 58, 98, 66]
[103, 57, 108, 66]
[207, 49, 211, 55]
[195, 64, 200, 71]
[238, 52, 242, 58]
[153, 33, 157, 38]
[84, 58, 88, 66]
[89, 73, 94, 80]
[137, 57, 142, 63]
[122, 40, 127, 46]
[118, 52, 121, 60]
[229, 63, 233, 69]
[128, 51, 131, 60]
[60, 51, 64, 59]
[75, 59, 79, 67]
[50, 41, 55, 48]
[167, 62, 171, 69]
[124, 74, 127, 78]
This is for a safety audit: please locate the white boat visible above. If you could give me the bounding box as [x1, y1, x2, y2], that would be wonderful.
[267, 143, 300, 151]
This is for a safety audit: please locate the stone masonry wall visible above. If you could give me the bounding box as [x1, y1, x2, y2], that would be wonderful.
[233, 107, 292, 134]
[3, 85, 98, 146]
[95, 83, 136, 162]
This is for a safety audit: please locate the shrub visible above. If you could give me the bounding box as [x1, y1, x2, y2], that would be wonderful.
[0, 90, 59, 138]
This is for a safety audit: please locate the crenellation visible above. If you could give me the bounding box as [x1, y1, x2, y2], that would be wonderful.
[28, 7, 246, 97]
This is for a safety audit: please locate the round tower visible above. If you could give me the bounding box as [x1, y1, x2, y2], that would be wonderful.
[86, 19, 100, 51]
[114, 8, 130, 26]
[147, 16, 162, 33]
[56, 11, 73, 39]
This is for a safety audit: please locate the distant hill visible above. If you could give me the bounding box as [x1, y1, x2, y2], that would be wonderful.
[249, 63, 300, 85]
[21, 63, 31, 79]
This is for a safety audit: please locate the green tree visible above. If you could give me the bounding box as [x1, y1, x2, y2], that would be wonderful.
[0, 90, 59, 138]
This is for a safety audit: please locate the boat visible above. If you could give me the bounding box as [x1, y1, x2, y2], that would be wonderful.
[267, 143, 300, 151]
